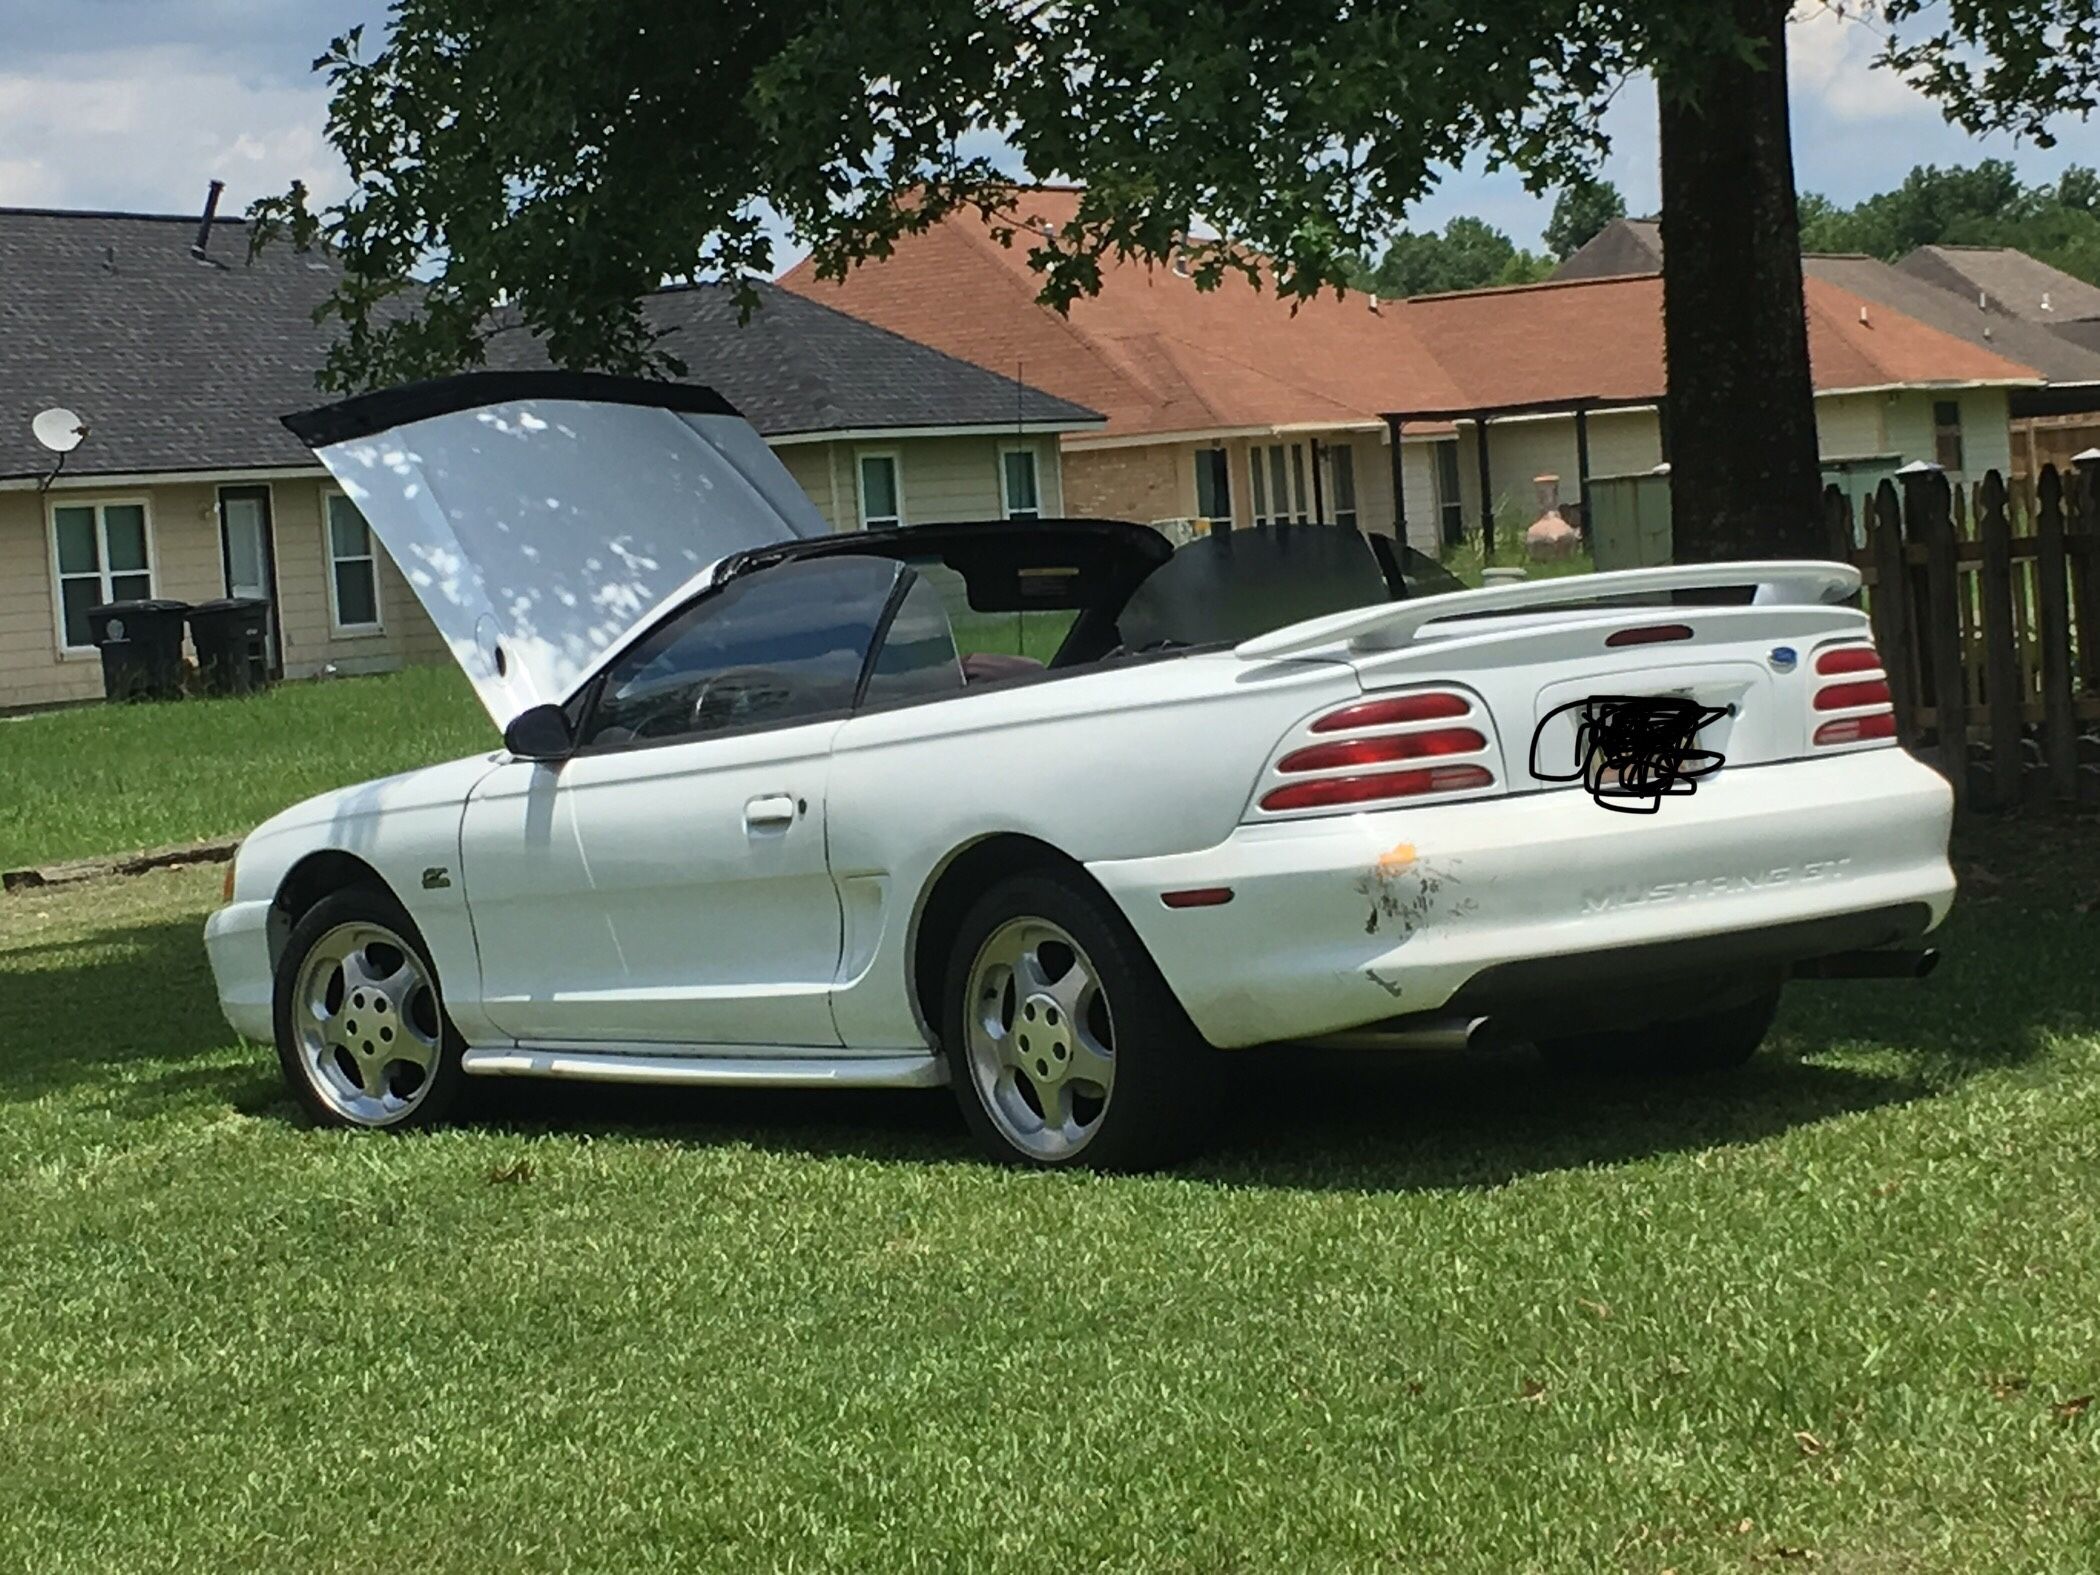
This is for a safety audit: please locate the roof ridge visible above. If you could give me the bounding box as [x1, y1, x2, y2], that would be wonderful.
[0, 204, 251, 225]
[943, 207, 1160, 414]
[1408, 272, 1653, 303]
[748, 277, 1096, 420]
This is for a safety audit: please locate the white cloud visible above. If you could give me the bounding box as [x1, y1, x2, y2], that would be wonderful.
[1787, 3, 1927, 124]
[0, 45, 348, 214]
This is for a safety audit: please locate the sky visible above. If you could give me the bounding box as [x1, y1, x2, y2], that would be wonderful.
[1, 1, 2091, 269]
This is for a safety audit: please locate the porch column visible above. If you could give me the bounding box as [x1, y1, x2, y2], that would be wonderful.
[1573, 405, 1593, 547]
[1476, 418, 1495, 556]
[1310, 438, 1326, 523]
[1386, 416, 1407, 539]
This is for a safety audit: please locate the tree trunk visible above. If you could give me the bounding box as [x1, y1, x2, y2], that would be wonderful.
[1658, 0, 1825, 562]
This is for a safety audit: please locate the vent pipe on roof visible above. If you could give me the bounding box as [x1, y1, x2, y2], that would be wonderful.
[191, 179, 226, 262]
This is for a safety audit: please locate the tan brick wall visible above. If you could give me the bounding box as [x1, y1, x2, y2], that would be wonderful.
[1062, 445, 1185, 523]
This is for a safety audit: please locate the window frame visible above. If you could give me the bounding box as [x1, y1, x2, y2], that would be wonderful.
[322, 488, 386, 636]
[1250, 442, 1313, 526]
[1326, 443, 1359, 530]
[855, 449, 905, 530]
[573, 555, 911, 756]
[47, 495, 156, 656]
[997, 443, 1043, 521]
[1193, 446, 1232, 526]
[1931, 399, 1965, 474]
[1432, 440, 1466, 548]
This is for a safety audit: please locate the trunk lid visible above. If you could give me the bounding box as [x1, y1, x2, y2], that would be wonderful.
[284, 372, 826, 727]
[1238, 563, 1875, 798]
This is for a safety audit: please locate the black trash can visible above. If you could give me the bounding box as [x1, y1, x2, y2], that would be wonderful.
[188, 598, 273, 696]
[86, 598, 191, 702]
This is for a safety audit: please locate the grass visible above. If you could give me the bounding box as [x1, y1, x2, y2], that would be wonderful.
[0, 666, 493, 869]
[1, 821, 2096, 1571]
[1441, 524, 1598, 589]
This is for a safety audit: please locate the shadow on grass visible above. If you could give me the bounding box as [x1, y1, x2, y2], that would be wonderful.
[9, 809, 2096, 1193]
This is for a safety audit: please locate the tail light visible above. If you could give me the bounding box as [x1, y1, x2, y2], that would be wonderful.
[1809, 642, 1895, 749]
[1252, 688, 1499, 817]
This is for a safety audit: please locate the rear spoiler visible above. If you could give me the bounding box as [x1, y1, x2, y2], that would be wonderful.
[1236, 560, 1862, 660]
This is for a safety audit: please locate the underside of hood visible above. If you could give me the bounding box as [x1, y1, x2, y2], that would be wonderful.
[284, 372, 827, 727]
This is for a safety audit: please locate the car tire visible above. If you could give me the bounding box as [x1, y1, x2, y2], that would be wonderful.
[1536, 986, 1782, 1078]
[941, 870, 1212, 1170]
[273, 886, 468, 1130]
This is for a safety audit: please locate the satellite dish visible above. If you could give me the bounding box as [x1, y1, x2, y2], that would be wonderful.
[32, 408, 85, 454]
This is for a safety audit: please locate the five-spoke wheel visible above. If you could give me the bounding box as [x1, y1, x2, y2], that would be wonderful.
[274, 889, 465, 1129]
[944, 870, 1210, 1169]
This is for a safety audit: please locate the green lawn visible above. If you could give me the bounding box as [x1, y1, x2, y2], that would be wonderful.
[1, 823, 2095, 1571]
[0, 666, 493, 869]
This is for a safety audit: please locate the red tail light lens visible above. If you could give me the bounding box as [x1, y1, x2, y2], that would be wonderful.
[1816, 646, 1882, 675]
[1814, 713, 1897, 746]
[1311, 692, 1469, 732]
[1605, 623, 1693, 647]
[1814, 678, 1892, 712]
[1808, 642, 1895, 748]
[1259, 765, 1494, 812]
[1277, 727, 1486, 774]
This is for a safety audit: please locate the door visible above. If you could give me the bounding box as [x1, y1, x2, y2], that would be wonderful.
[217, 484, 279, 669]
[458, 554, 908, 1048]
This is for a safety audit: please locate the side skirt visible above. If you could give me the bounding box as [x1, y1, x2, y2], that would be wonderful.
[460, 1044, 949, 1089]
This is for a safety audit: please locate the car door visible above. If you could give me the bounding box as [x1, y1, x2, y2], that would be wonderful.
[459, 555, 908, 1048]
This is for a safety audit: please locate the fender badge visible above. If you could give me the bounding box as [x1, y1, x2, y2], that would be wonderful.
[421, 867, 452, 890]
[1768, 646, 1798, 673]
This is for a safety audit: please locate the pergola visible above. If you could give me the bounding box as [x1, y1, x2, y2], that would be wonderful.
[1382, 393, 1663, 555]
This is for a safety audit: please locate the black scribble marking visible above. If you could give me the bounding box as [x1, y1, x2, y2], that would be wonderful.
[1355, 857, 1471, 939]
[1365, 968, 1408, 999]
[1529, 694, 1730, 815]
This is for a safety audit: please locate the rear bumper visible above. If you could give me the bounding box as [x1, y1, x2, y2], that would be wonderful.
[1089, 748, 1955, 1048]
[204, 899, 276, 1042]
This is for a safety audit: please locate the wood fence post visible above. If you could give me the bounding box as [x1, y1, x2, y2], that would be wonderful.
[2071, 454, 2100, 699]
[1916, 469, 1967, 802]
[1869, 479, 1916, 746]
[1975, 471, 2023, 810]
[2036, 466, 2078, 803]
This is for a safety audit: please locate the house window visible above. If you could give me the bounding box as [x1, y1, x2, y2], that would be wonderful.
[1252, 442, 1312, 525]
[1433, 440, 1466, 547]
[1000, 447, 1040, 520]
[51, 500, 151, 650]
[325, 492, 382, 632]
[1932, 400, 1964, 473]
[1194, 447, 1231, 526]
[857, 452, 903, 529]
[1327, 444, 1359, 530]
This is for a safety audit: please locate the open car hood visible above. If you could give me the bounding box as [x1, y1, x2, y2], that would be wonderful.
[284, 372, 826, 727]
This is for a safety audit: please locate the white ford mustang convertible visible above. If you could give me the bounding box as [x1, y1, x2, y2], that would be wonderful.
[206, 372, 1955, 1168]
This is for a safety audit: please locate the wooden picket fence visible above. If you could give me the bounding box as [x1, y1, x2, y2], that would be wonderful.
[1822, 460, 2100, 811]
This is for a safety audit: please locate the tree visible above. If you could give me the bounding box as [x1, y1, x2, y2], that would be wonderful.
[1798, 160, 2100, 287]
[1355, 216, 1551, 298]
[256, 1, 2100, 563]
[1544, 178, 1626, 260]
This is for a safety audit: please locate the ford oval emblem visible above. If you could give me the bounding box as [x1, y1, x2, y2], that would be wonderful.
[1768, 645, 1798, 672]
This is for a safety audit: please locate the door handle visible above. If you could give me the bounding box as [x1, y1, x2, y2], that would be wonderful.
[744, 793, 799, 831]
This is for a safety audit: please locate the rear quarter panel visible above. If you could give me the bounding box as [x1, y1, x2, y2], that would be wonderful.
[824, 652, 1359, 1047]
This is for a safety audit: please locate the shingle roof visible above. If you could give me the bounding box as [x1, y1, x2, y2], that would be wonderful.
[483, 278, 1100, 438]
[1897, 245, 2100, 326]
[0, 206, 1099, 483]
[1393, 271, 2041, 416]
[1806, 254, 2100, 388]
[779, 188, 1473, 440]
[0, 207, 348, 480]
[1549, 218, 2100, 388]
[1549, 218, 1664, 282]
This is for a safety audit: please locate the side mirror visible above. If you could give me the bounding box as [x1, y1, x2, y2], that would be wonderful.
[503, 702, 574, 762]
